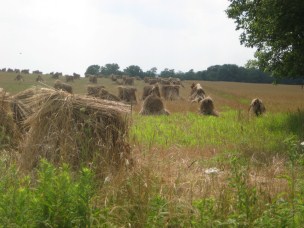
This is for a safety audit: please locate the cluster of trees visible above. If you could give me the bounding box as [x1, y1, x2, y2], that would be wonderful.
[85, 1, 304, 84]
[226, 0, 304, 79]
[85, 63, 303, 84]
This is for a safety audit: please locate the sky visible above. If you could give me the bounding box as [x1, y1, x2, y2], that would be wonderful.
[0, 0, 256, 75]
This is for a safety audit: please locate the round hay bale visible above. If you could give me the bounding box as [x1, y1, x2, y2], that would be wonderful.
[19, 88, 131, 173]
[54, 80, 73, 94]
[139, 94, 169, 115]
[249, 98, 266, 116]
[118, 86, 137, 104]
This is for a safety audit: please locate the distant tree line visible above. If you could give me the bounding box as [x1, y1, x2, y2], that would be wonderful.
[85, 63, 303, 85]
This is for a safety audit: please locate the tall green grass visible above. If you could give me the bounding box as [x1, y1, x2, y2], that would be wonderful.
[131, 111, 304, 156]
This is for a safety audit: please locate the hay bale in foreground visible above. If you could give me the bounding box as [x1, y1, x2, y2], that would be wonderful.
[10, 88, 41, 129]
[0, 88, 20, 147]
[139, 94, 169, 115]
[20, 88, 131, 172]
[199, 96, 219, 117]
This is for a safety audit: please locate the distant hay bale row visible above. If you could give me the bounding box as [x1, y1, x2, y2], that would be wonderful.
[1, 87, 132, 173]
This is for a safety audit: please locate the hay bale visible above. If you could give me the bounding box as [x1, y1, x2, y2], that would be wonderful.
[54, 80, 73, 93]
[73, 73, 80, 79]
[19, 88, 131, 172]
[190, 83, 206, 102]
[249, 98, 266, 116]
[199, 96, 219, 116]
[160, 79, 170, 85]
[111, 74, 117, 81]
[142, 84, 160, 100]
[161, 85, 180, 100]
[149, 79, 158, 85]
[118, 86, 137, 104]
[87, 85, 105, 96]
[123, 77, 134, 85]
[0, 88, 20, 148]
[36, 75, 44, 82]
[87, 85, 120, 101]
[139, 94, 169, 115]
[89, 75, 97, 84]
[15, 74, 24, 81]
[65, 75, 74, 82]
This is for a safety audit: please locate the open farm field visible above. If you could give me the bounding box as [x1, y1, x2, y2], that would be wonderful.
[1, 72, 304, 226]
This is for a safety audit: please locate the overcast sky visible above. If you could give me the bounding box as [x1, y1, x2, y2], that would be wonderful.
[0, 0, 256, 75]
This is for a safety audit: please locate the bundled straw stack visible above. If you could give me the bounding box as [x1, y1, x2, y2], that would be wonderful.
[0, 88, 20, 148]
[2, 87, 131, 173]
[87, 85, 120, 101]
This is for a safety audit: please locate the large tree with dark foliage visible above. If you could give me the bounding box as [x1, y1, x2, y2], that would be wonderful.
[100, 63, 121, 76]
[85, 65, 100, 75]
[123, 65, 144, 77]
[226, 0, 304, 78]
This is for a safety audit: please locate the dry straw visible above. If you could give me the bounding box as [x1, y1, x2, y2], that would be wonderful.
[0, 88, 21, 148]
[200, 96, 219, 117]
[139, 94, 170, 115]
[11, 88, 131, 173]
[87, 85, 120, 101]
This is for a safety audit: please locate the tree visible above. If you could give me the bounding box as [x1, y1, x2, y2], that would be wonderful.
[226, 0, 304, 78]
[144, 67, 158, 77]
[85, 65, 100, 75]
[160, 68, 175, 78]
[100, 63, 120, 76]
[123, 65, 144, 77]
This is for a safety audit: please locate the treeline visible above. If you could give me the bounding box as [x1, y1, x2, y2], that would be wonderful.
[85, 63, 303, 85]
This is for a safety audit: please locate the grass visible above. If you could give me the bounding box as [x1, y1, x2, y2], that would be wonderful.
[1, 72, 304, 226]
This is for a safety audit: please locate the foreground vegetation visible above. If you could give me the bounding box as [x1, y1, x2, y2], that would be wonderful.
[1, 110, 304, 227]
